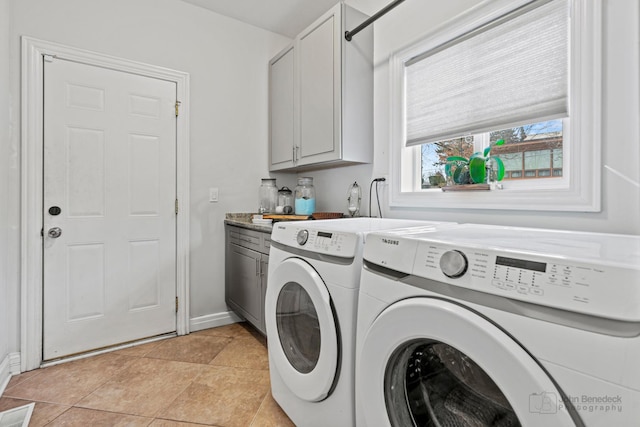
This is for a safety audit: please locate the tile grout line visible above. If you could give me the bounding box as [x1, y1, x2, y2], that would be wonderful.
[68, 354, 141, 408]
[147, 363, 208, 421]
[248, 390, 271, 427]
[42, 405, 71, 426]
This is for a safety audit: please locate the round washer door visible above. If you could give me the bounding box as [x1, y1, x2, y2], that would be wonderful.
[265, 257, 339, 402]
[358, 297, 578, 427]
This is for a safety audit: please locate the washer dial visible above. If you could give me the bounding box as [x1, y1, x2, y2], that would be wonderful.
[440, 250, 468, 278]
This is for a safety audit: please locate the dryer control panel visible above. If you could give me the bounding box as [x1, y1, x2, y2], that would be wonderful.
[272, 224, 360, 258]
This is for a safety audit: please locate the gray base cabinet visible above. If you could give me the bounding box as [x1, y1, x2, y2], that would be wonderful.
[225, 225, 270, 334]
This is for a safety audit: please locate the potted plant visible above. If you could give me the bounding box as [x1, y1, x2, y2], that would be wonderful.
[445, 139, 506, 186]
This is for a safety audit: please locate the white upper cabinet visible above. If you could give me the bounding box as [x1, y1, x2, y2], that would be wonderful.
[299, 13, 338, 165]
[269, 45, 296, 170]
[269, 3, 373, 172]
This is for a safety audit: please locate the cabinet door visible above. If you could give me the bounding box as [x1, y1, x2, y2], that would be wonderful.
[259, 254, 269, 334]
[298, 5, 341, 166]
[227, 243, 262, 327]
[269, 45, 295, 171]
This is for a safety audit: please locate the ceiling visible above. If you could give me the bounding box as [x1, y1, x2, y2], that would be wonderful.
[179, 0, 383, 38]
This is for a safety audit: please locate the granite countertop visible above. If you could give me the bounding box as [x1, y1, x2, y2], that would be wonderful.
[224, 213, 273, 233]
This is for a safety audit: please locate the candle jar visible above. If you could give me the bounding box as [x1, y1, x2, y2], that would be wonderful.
[258, 178, 277, 213]
[277, 187, 294, 214]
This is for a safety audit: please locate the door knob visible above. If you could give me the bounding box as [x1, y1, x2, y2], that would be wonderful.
[48, 227, 62, 238]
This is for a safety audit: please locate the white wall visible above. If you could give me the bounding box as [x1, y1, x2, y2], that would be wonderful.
[1, 0, 13, 385]
[6, 0, 291, 354]
[310, 0, 640, 235]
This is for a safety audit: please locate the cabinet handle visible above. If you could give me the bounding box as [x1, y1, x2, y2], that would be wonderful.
[292, 145, 300, 163]
[260, 260, 267, 277]
[256, 258, 260, 276]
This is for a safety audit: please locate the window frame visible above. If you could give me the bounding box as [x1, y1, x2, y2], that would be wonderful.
[389, 0, 602, 212]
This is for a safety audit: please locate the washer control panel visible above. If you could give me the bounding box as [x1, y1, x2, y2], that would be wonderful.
[272, 224, 359, 258]
[411, 241, 640, 322]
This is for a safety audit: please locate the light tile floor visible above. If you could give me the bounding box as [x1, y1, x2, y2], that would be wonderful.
[0, 323, 295, 426]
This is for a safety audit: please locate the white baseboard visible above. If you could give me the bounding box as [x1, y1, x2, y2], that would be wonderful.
[0, 355, 10, 396]
[0, 352, 21, 396]
[189, 311, 243, 333]
[9, 353, 20, 375]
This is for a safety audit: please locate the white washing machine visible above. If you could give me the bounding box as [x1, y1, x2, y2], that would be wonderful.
[356, 224, 640, 427]
[265, 218, 455, 427]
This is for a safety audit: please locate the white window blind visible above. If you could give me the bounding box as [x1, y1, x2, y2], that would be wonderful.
[405, 0, 569, 147]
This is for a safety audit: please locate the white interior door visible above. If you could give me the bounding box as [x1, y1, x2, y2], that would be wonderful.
[43, 57, 177, 360]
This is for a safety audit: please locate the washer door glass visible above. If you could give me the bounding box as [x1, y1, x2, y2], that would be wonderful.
[385, 339, 519, 427]
[276, 282, 321, 374]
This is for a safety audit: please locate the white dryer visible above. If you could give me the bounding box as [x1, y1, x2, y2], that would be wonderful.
[265, 218, 454, 427]
[356, 224, 640, 427]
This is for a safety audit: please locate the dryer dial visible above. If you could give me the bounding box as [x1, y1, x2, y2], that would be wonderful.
[297, 229, 309, 246]
[440, 250, 468, 278]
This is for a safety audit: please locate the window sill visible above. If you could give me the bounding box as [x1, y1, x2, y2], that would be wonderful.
[441, 184, 491, 192]
[390, 182, 600, 212]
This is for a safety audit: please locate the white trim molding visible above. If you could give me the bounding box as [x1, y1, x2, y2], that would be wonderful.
[0, 354, 10, 395]
[20, 37, 191, 371]
[189, 311, 244, 333]
[9, 352, 20, 375]
[0, 352, 19, 395]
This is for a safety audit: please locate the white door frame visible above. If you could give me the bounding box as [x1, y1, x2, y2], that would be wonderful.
[20, 36, 191, 371]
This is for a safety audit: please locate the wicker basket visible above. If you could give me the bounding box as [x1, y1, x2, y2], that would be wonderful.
[311, 212, 344, 220]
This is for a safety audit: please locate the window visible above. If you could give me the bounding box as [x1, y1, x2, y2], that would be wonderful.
[421, 119, 564, 189]
[390, 0, 601, 212]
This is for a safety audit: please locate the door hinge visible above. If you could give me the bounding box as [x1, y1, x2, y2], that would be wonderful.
[175, 199, 179, 215]
[175, 296, 179, 313]
[175, 101, 181, 117]
[43, 54, 55, 63]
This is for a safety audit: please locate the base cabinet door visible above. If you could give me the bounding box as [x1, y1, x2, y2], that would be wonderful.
[225, 225, 269, 334]
[260, 254, 269, 332]
[227, 243, 262, 329]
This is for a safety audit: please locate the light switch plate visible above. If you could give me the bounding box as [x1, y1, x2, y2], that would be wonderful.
[209, 187, 219, 202]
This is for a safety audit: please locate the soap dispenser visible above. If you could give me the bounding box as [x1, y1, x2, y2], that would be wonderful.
[347, 181, 361, 217]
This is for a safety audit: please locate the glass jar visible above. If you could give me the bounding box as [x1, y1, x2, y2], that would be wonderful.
[294, 177, 316, 215]
[277, 187, 294, 214]
[258, 178, 277, 213]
